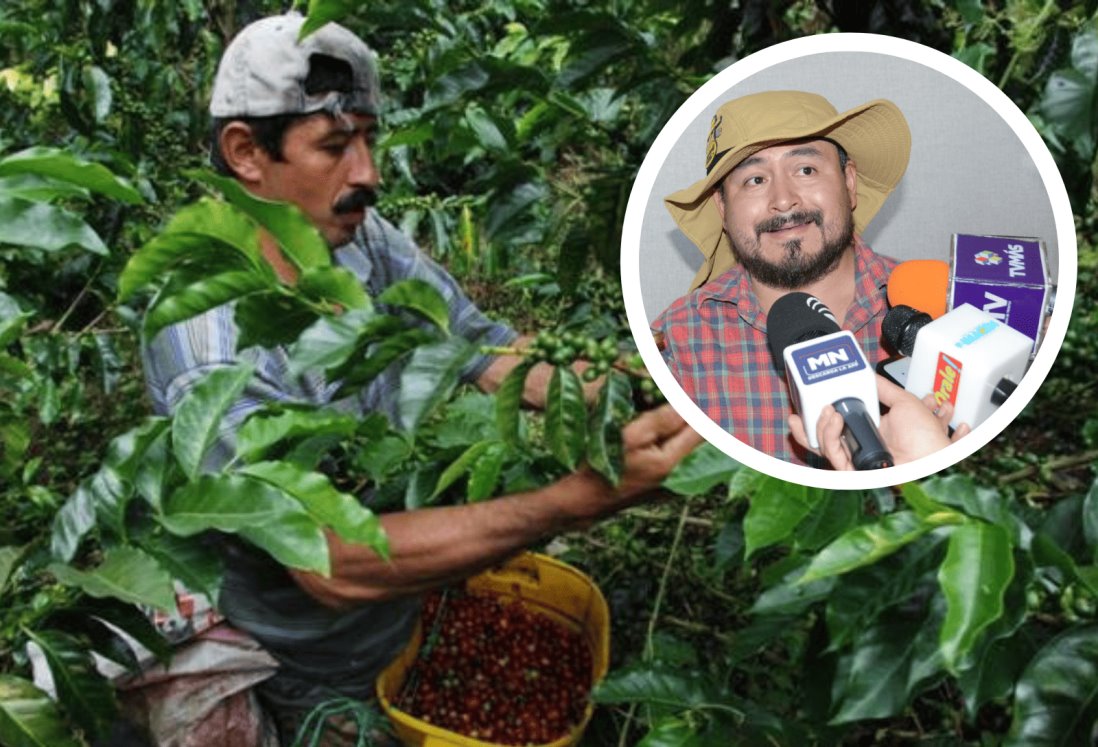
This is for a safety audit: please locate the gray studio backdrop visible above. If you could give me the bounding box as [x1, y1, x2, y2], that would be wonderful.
[639, 50, 1059, 324]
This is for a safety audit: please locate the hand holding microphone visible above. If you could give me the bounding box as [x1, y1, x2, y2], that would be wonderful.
[790, 375, 971, 469]
[766, 293, 893, 470]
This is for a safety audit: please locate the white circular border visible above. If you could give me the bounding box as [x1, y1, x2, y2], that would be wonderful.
[622, 33, 1078, 490]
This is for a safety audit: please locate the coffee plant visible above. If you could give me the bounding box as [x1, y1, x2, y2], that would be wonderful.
[2, 1, 1098, 745]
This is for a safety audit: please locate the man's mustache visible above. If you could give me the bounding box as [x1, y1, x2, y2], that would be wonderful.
[333, 188, 378, 215]
[756, 210, 823, 237]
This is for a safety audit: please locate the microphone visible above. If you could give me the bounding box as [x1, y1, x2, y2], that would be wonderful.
[887, 259, 949, 319]
[882, 302, 1033, 430]
[887, 234, 1054, 357]
[767, 293, 893, 470]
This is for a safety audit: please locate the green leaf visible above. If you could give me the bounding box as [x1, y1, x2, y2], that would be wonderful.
[901, 482, 952, 518]
[0, 417, 30, 480]
[138, 533, 223, 608]
[83, 64, 111, 122]
[66, 597, 171, 665]
[465, 105, 509, 152]
[825, 536, 946, 651]
[377, 278, 451, 334]
[0, 174, 89, 202]
[494, 360, 533, 443]
[239, 513, 330, 575]
[0, 196, 107, 254]
[1005, 624, 1098, 746]
[433, 440, 495, 498]
[233, 291, 318, 350]
[558, 25, 636, 88]
[954, 42, 995, 75]
[0, 545, 24, 595]
[161, 473, 329, 574]
[921, 474, 1028, 545]
[144, 269, 270, 341]
[635, 716, 697, 747]
[118, 198, 269, 302]
[336, 328, 440, 393]
[749, 563, 836, 618]
[955, 555, 1034, 716]
[355, 433, 412, 483]
[545, 366, 587, 469]
[743, 478, 819, 558]
[398, 337, 475, 431]
[1043, 68, 1094, 134]
[830, 617, 936, 723]
[593, 665, 739, 717]
[793, 490, 863, 551]
[0, 675, 84, 747]
[236, 407, 357, 464]
[1082, 476, 1098, 559]
[22, 629, 116, 740]
[48, 546, 175, 611]
[193, 171, 331, 271]
[467, 442, 508, 502]
[133, 426, 172, 512]
[938, 522, 1014, 672]
[81, 466, 129, 540]
[160, 472, 307, 535]
[95, 417, 170, 524]
[300, 0, 359, 38]
[798, 511, 934, 585]
[287, 306, 380, 377]
[586, 371, 633, 485]
[240, 461, 388, 560]
[172, 363, 255, 479]
[50, 484, 95, 563]
[662, 442, 739, 496]
[299, 265, 369, 310]
[0, 146, 141, 203]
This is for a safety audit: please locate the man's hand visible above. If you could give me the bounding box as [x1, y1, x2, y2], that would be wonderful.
[616, 404, 703, 498]
[790, 375, 970, 469]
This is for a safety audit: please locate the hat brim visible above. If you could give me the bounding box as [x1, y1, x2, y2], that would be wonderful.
[664, 99, 910, 291]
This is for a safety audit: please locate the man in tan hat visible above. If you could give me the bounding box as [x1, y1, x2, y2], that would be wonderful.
[651, 90, 911, 464]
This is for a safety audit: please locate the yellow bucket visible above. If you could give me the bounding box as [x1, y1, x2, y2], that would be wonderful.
[376, 552, 610, 747]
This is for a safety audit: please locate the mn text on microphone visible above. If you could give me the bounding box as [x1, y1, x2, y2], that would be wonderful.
[882, 303, 1033, 431]
[767, 293, 894, 470]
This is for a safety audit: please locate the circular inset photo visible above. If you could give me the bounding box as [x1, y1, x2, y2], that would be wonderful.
[621, 33, 1076, 489]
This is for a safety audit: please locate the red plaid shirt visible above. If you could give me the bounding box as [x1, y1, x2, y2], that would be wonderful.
[652, 237, 896, 465]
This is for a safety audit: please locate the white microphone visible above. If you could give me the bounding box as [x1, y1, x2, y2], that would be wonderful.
[883, 303, 1033, 430]
[767, 293, 893, 469]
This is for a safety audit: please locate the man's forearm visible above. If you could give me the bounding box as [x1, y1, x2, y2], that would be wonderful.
[290, 470, 611, 608]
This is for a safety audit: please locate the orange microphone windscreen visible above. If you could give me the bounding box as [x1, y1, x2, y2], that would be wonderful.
[887, 260, 949, 319]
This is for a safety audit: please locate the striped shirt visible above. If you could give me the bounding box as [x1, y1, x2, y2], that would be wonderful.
[143, 210, 518, 471]
[652, 237, 895, 465]
[140, 210, 517, 708]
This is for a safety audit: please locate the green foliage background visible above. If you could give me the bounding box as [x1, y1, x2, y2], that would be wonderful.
[2, 0, 1098, 745]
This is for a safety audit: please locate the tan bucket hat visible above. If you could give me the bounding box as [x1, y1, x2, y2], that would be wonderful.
[665, 90, 911, 290]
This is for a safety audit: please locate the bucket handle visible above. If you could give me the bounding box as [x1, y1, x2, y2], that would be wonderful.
[481, 555, 542, 588]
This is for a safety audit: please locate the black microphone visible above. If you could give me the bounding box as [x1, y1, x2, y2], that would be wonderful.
[767, 293, 893, 470]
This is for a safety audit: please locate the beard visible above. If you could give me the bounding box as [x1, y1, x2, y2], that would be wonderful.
[729, 208, 855, 290]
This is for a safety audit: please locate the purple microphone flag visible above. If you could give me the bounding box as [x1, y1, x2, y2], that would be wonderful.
[949, 234, 1051, 357]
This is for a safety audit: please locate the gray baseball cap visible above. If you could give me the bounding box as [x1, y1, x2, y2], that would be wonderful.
[209, 12, 380, 118]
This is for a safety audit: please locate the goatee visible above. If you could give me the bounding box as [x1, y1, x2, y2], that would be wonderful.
[732, 209, 854, 290]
